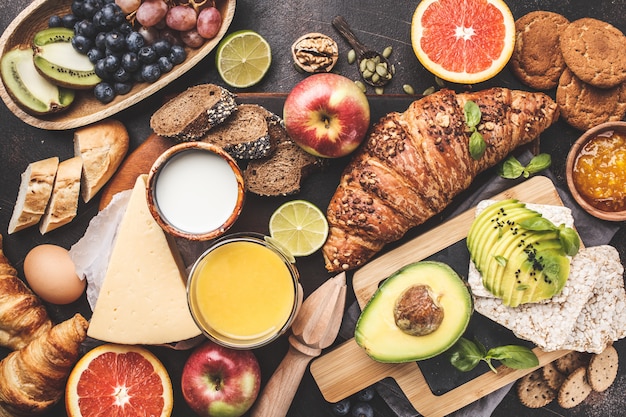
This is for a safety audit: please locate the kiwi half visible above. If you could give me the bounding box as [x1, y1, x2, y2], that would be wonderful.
[33, 28, 101, 89]
[1, 47, 75, 115]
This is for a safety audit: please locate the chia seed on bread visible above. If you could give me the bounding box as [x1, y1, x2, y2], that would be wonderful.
[200, 104, 277, 160]
[150, 84, 237, 141]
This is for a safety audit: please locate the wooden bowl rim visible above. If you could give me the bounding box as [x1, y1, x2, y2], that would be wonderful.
[0, 0, 236, 130]
[565, 120, 626, 222]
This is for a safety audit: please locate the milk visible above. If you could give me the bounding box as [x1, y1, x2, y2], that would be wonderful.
[154, 149, 239, 234]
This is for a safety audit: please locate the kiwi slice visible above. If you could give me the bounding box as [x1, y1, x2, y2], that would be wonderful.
[1, 47, 75, 115]
[33, 29, 101, 89]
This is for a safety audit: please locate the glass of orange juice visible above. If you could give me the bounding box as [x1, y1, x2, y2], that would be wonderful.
[187, 233, 302, 349]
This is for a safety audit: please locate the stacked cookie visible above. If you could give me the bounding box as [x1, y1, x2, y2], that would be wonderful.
[510, 12, 626, 130]
[517, 346, 619, 409]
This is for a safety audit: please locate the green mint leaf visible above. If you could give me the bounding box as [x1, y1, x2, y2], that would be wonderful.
[494, 255, 507, 267]
[487, 345, 539, 370]
[558, 226, 581, 256]
[519, 216, 556, 232]
[525, 153, 552, 175]
[469, 131, 486, 160]
[498, 156, 525, 179]
[449, 338, 483, 372]
[464, 100, 481, 128]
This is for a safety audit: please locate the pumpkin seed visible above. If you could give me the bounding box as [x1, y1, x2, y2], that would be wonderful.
[359, 59, 367, 72]
[362, 69, 374, 79]
[371, 73, 380, 83]
[354, 80, 367, 93]
[422, 86, 436, 95]
[347, 49, 356, 64]
[403, 84, 416, 95]
[375, 87, 384, 95]
[382, 46, 393, 58]
[366, 59, 376, 72]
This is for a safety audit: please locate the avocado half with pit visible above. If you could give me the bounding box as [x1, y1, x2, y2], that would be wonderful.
[355, 261, 473, 363]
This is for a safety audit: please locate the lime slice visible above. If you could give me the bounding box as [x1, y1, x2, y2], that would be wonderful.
[215, 30, 272, 88]
[269, 200, 329, 257]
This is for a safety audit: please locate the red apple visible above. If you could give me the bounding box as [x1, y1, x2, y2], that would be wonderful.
[181, 341, 261, 417]
[283, 73, 370, 158]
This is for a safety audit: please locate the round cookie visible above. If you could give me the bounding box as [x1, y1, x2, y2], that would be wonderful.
[517, 369, 556, 408]
[558, 367, 592, 409]
[510, 11, 570, 90]
[560, 18, 626, 89]
[555, 350, 590, 375]
[556, 68, 626, 130]
[542, 361, 567, 391]
[587, 345, 619, 392]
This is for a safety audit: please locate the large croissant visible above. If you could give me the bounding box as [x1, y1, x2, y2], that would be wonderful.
[323, 87, 559, 272]
[0, 235, 52, 350]
[0, 313, 88, 417]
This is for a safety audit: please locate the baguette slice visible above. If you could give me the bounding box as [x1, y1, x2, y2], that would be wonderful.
[74, 119, 129, 203]
[244, 119, 325, 196]
[150, 84, 237, 141]
[8, 157, 59, 234]
[39, 156, 83, 234]
[200, 104, 277, 159]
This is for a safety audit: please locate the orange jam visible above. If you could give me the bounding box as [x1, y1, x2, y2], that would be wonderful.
[572, 129, 626, 212]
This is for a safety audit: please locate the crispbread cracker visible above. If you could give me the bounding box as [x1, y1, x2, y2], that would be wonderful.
[516, 369, 555, 408]
[557, 367, 592, 408]
[556, 351, 590, 375]
[587, 345, 619, 392]
[542, 361, 567, 391]
[559, 245, 626, 353]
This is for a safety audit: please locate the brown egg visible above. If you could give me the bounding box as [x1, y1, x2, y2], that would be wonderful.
[24, 244, 86, 305]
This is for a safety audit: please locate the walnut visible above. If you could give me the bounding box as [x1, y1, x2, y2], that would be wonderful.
[291, 33, 339, 73]
[393, 284, 444, 336]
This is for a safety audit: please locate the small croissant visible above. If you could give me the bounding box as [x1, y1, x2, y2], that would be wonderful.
[0, 313, 89, 417]
[0, 234, 52, 350]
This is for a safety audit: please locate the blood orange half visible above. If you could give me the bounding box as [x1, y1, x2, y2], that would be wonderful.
[66, 344, 173, 417]
[411, 0, 515, 84]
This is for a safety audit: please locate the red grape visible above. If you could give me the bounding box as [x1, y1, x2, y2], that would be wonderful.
[166, 5, 197, 32]
[138, 25, 159, 44]
[115, 0, 141, 14]
[196, 7, 222, 39]
[180, 29, 205, 48]
[135, 0, 168, 27]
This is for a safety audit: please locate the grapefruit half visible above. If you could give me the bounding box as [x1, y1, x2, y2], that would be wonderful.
[66, 344, 173, 417]
[411, 0, 515, 84]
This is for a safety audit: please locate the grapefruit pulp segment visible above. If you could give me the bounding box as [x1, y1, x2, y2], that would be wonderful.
[411, 0, 515, 84]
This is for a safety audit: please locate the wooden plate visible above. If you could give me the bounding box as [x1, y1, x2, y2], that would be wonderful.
[0, 0, 236, 130]
[311, 176, 572, 417]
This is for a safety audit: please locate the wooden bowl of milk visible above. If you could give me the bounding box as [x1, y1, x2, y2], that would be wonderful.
[147, 142, 245, 241]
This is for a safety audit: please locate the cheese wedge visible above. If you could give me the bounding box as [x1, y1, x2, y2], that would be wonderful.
[87, 174, 202, 344]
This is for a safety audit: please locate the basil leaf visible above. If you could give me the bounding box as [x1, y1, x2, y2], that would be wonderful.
[498, 156, 525, 179]
[449, 338, 483, 372]
[525, 153, 552, 175]
[464, 100, 481, 128]
[519, 216, 556, 232]
[487, 345, 539, 370]
[559, 226, 581, 256]
[469, 131, 486, 160]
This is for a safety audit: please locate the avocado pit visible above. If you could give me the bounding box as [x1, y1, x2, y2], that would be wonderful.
[393, 284, 444, 336]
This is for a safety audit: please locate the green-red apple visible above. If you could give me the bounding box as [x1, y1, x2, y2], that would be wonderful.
[283, 73, 370, 158]
[181, 341, 261, 417]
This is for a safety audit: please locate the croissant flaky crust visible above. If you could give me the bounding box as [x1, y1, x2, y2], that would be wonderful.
[323, 87, 560, 272]
[0, 313, 88, 417]
[0, 235, 52, 350]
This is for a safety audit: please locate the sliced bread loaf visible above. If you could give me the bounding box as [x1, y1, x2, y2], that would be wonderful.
[39, 156, 83, 234]
[150, 84, 237, 141]
[8, 157, 59, 234]
[200, 104, 277, 160]
[244, 120, 325, 196]
[74, 119, 129, 203]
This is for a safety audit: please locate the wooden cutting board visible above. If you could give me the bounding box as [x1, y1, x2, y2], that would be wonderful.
[310, 176, 571, 417]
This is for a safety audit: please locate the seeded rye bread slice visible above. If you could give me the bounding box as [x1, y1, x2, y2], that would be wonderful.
[200, 104, 278, 160]
[244, 115, 325, 196]
[150, 84, 237, 141]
